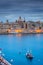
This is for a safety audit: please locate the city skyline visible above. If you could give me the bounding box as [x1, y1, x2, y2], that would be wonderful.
[0, 0, 43, 22]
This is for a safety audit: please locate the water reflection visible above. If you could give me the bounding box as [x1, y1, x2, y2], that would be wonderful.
[16, 33, 22, 37]
[0, 34, 43, 65]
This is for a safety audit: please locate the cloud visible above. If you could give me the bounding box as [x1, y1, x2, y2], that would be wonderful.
[0, 0, 43, 14]
[0, 0, 43, 21]
[5, 15, 14, 19]
[5, 15, 19, 22]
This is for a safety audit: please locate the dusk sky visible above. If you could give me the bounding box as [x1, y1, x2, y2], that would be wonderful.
[0, 0, 43, 22]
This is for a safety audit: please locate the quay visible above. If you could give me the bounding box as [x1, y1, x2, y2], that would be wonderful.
[0, 56, 12, 65]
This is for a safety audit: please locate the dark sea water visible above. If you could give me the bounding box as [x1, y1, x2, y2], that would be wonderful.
[0, 34, 43, 65]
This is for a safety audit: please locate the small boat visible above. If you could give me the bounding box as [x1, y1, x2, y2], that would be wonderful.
[26, 53, 33, 60]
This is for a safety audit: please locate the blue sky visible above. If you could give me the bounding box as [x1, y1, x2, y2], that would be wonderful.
[0, 0, 43, 22]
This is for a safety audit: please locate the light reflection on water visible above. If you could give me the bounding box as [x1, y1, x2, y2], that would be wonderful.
[0, 34, 43, 65]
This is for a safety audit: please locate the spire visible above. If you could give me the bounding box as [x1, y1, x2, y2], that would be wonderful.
[18, 16, 22, 21]
[24, 17, 25, 22]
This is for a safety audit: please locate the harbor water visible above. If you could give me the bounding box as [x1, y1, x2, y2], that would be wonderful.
[0, 34, 43, 65]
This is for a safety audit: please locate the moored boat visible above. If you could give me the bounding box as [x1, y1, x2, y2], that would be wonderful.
[26, 53, 33, 60]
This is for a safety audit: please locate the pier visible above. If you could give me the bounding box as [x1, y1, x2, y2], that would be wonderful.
[0, 56, 11, 65]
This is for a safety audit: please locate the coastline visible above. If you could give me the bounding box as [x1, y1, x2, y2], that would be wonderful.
[0, 32, 43, 35]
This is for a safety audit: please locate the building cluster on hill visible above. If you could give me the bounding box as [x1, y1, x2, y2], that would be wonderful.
[0, 17, 43, 34]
